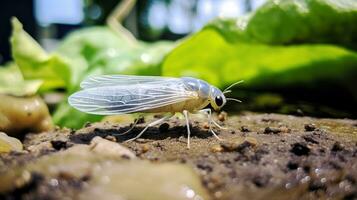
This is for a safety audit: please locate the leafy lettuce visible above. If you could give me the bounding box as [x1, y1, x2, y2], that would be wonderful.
[10, 18, 174, 128]
[0, 63, 42, 96]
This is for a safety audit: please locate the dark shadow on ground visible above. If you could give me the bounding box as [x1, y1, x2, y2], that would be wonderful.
[69, 124, 215, 144]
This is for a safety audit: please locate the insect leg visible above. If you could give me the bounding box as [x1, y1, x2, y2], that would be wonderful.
[183, 110, 191, 149]
[198, 108, 222, 140]
[125, 114, 173, 142]
[113, 115, 143, 136]
[199, 109, 226, 130]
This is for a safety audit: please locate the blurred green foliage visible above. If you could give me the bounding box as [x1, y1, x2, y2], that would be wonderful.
[163, 31, 357, 89]
[52, 27, 173, 128]
[208, 0, 357, 46]
[10, 19, 174, 128]
[163, 0, 357, 87]
[0, 63, 42, 96]
[11, 19, 71, 92]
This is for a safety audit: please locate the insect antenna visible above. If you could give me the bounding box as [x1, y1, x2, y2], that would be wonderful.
[223, 90, 232, 94]
[223, 80, 244, 93]
[226, 98, 242, 103]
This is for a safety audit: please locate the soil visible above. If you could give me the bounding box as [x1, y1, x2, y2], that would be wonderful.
[1, 112, 357, 200]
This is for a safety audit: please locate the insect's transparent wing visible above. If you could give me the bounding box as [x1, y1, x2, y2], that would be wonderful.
[68, 81, 197, 115]
[80, 75, 178, 89]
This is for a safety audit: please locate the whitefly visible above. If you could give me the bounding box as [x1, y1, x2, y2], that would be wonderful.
[68, 75, 242, 148]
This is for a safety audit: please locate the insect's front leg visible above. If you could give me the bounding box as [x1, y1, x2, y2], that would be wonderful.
[199, 108, 226, 130]
[198, 108, 223, 141]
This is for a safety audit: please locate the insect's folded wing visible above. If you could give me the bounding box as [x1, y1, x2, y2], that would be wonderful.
[80, 75, 178, 89]
[68, 84, 196, 115]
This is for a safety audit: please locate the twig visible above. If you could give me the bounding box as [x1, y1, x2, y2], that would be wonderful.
[106, 0, 138, 45]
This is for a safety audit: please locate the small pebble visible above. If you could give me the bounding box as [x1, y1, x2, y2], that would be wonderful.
[211, 144, 223, 153]
[141, 144, 150, 153]
[90, 136, 136, 159]
[136, 138, 147, 143]
[331, 142, 344, 152]
[290, 142, 310, 156]
[304, 124, 316, 131]
[240, 126, 250, 132]
[178, 136, 186, 142]
[0, 132, 23, 153]
[218, 111, 227, 122]
[261, 118, 279, 123]
[252, 175, 270, 187]
[202, 122, 209, 129]
[264, 127, 281, 134]
[219, 137, 257, 152]
[214, 191, 223, 199]
[286, 161, 299, 170]
[309, 179, 326, 191]
[196, 162, 213, 172]
[17, 172, 43, 189]
[303, 135, 319, 144]
[51, 140, 67, 150]
[105, 135, 117, 142]
[58, 171, 77, 180]
[278, 126, 291, 133]
[14, 171, 31, 188]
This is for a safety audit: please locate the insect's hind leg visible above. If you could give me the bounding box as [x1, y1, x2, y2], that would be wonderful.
[113, 115, 143, 136]
[183, 110, 191, 149]
[125, 114, 173, 142]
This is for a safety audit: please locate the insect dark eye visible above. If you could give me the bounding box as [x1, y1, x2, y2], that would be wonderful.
[215, 96, 223, 107]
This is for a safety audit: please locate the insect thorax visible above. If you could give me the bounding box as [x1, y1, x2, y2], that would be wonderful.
[181, 77, 210, 99]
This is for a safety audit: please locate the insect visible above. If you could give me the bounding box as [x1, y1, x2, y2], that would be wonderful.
[68, 75, 242, 148]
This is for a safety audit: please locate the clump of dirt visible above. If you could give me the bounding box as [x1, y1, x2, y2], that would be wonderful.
[1, 112, 356, 200]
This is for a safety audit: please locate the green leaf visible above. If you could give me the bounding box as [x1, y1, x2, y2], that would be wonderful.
[163, 0, 357, 88]
[9, 19, 174, 129]
[163, 29, 357, 88]
[0, 63, 43, 96]
[52, 100, 102, 129]
[207, 0, 357, 47]
[10, 18, 71, 92]
[55, 27, 174, 92]
[54, 27, 133, 92]
[51, 27, 174, 128]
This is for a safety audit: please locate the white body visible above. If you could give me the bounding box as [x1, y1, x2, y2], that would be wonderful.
[68, 76, 226, 115]
[68, 75, 229, 148]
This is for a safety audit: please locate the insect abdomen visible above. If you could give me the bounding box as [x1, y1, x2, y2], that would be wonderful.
[144, 98, 209, 113]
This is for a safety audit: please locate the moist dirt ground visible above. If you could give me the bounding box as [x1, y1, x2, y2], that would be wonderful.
[1, 112, 356, 200]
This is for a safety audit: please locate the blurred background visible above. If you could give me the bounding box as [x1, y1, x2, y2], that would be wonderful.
[0, 0, 265, 64]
